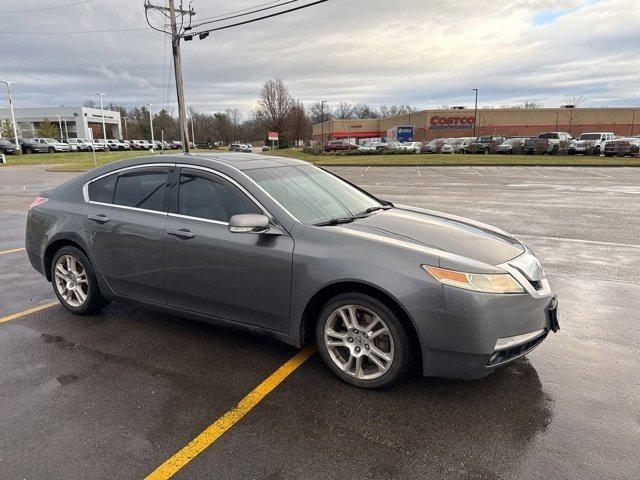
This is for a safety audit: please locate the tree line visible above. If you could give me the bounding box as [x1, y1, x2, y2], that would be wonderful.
[82, 79, 418, 145]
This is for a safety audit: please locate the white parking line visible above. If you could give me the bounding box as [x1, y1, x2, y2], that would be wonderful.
[516, 234, 640, 249]
[587, 169, 612, 178]
[471, 167, 484, 176]
[416, 166, 422, 176]
[523, 167, 546, 177]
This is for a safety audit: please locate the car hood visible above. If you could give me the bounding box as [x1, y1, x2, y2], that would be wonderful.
[336, 206, 524, 267]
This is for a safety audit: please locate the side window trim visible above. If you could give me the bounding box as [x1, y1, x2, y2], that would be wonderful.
[169, 164, 273, 225]
[83, 163, 175, 215]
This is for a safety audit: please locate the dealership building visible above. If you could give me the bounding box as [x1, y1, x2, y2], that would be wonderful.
[0, 106, 122, 140]
[312, 106, 639, 143]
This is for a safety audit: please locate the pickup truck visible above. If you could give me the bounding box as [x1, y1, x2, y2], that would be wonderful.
[568, 132, 615, 156]
[524, 132, 573, 155]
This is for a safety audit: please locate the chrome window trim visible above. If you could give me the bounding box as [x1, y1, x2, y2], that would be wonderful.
[167, 212, 228, 226]
[82, 163, 175, 204]
[87, 200, 168, 216]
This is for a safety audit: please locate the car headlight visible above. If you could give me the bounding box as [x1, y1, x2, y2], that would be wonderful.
[422, 265, 524, 294]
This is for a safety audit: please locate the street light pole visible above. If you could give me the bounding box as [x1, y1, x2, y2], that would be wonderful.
[188, 112, 196, 150]
[96, 92, 107, 142]
[148, 103, 155, 152]
[320, 100, 327, 147]
[1, 81, 21, 154]
[122, 116, 128, 139]
[56, 114, 63, 142]
[472, 88, 478, 137]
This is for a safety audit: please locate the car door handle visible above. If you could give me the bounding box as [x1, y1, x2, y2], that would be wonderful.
[167, 228, 196, 239]
[88, 214, 110, 223]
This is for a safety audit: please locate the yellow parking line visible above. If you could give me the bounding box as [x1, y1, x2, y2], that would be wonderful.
[0, 301, 59, 325]
[0, 247, 25, 256]
[146, 345, 316, 480]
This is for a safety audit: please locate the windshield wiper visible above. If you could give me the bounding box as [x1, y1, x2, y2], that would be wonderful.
[354, 205, 391, 218]
[313, 216, 356, 227]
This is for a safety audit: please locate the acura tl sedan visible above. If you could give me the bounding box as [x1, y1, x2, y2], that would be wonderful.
[25, 154, 559, 388]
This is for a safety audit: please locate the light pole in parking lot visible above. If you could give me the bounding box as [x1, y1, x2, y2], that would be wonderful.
[472, 88, 478, 137]
[147, 103, 155, 152]
[56, 115, 64, 142]
[1, 80, 21, 155]
[96, 92, 107, 143]
[321, 100, 327, 147]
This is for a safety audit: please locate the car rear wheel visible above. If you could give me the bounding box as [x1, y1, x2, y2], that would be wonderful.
[316, 293, 410, 389]
[51, 246, 109, 315]
[593, 147, 600, 156]
[48, 147, 55, 153]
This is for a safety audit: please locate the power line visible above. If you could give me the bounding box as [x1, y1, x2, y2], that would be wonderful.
[0, 0, 95, 14]
[193, 0, 282, 23]
[190, 1, 299, 29]
[184, 0, 328, 39]
[0, 27, 150, 35]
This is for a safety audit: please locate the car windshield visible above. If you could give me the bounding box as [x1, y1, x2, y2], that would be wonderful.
[43, 138, 57, 142]
[245, 165, 384, 225]
[538, 133, 558, 139]
[580, 134, 602, 140]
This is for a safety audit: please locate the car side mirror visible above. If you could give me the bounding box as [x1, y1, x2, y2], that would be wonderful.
[228, 214, 272, 234]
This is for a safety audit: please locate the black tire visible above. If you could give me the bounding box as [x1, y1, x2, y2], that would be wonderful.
[50, 246, 109, 315]
[315, 292, 411, 389]
[551, 145, 559, 155]
[593, 147, 600, 156]
[25, 147, 33, 154]
[48, 147, 55, 153]
[483, 148, 490, 155]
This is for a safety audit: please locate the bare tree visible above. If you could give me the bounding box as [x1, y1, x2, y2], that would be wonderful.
[309, 102, 332, 124]
[378, 104, 414, 118]
[563, 95, 585, 107]
[334, 102, 354, 119]
[352, 103, 378, 119]
[286, 101, 311, 142]
[83, 99, 97, 108]
[255, 78, 294, 135]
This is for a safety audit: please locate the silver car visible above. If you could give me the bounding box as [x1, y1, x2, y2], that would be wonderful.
[33, 138, 71, 153]
[25, 154, 559, 388]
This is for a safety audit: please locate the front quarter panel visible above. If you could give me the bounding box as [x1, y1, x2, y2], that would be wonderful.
[289, 223, 448, 339]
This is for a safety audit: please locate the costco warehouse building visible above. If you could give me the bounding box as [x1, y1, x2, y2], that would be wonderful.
[312, 107, 639, 143]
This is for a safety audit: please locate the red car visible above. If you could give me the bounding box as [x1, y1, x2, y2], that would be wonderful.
[324, 140, 359, 152]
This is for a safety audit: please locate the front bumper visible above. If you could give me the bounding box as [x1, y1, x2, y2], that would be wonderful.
[409, 287, 555, 379]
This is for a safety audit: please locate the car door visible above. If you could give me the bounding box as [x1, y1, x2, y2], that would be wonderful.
[83, 164, 172, 304]
[163, 166, 294, 333]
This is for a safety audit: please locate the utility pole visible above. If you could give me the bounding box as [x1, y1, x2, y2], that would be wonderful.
[122, 116, 128, 139]
[56, 114, 63, 142]
[97, 92, 107, 142]
[1, 81, 21, 154]
[145, 0, 194, 154]
[148, 103, 155, 151]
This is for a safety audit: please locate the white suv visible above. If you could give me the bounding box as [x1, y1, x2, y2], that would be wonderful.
[34, 138, 71, 153]
[569, 132, 615, 156]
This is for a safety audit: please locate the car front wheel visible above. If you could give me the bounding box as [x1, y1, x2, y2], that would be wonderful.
[316, 293, 410, 389]
[51, 246, 109, 315]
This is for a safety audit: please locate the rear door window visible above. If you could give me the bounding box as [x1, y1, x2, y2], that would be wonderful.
[113, 168, 169, 211]
[88, 174, 117, 203]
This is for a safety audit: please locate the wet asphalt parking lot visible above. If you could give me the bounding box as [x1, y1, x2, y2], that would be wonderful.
[1, 164, 639, 479]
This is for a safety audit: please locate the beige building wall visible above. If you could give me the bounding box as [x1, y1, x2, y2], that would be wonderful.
[313, 107, 639, 142]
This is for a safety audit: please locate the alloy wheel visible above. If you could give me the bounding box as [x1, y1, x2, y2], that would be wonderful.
[324, 304, 395, 380]
[54, 254, 89, 308]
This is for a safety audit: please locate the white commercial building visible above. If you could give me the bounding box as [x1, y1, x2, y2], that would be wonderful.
[0, 106, 122, 140]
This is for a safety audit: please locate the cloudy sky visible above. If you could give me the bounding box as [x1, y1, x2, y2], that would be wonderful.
[1, 0, 639, 117]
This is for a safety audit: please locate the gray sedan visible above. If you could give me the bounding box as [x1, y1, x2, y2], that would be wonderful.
[25, 154, 559, 388]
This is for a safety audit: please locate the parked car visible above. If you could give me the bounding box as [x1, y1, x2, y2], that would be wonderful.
[170, 140, 182, 149]
[524, 132, 573, 155]
[359, 141, 387, 152]
[105, 139, 129, 151]
[230, 144, 252, 153]
[467, 136, 506, 155]
[568, 132, 615, 156]
[497, 137, 528, 155]
[420, 138, 448, 154]
[396, 142, 422, 153]
[603, 137, 640, 157]
[129, 140, 150, 150]
[0, 138, 17, 154]
[441, 137, 473, 154]
[32, 138, 71, 153]
[25, 154, 558, 388]
[64, 138, 92, 152]
[324, 140, 359, 152]
[20, 138, 51, 154]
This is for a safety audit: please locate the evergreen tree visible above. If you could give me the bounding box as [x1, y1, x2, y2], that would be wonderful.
[38, 118, 60, 138]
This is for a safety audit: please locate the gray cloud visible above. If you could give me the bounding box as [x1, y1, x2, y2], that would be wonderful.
[0, 0, 638, 117]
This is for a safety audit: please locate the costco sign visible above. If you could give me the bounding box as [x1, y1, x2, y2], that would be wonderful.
[429, 116, 475, 130]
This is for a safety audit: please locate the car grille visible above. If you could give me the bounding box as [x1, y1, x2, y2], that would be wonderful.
[488, 332, 548, 366]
